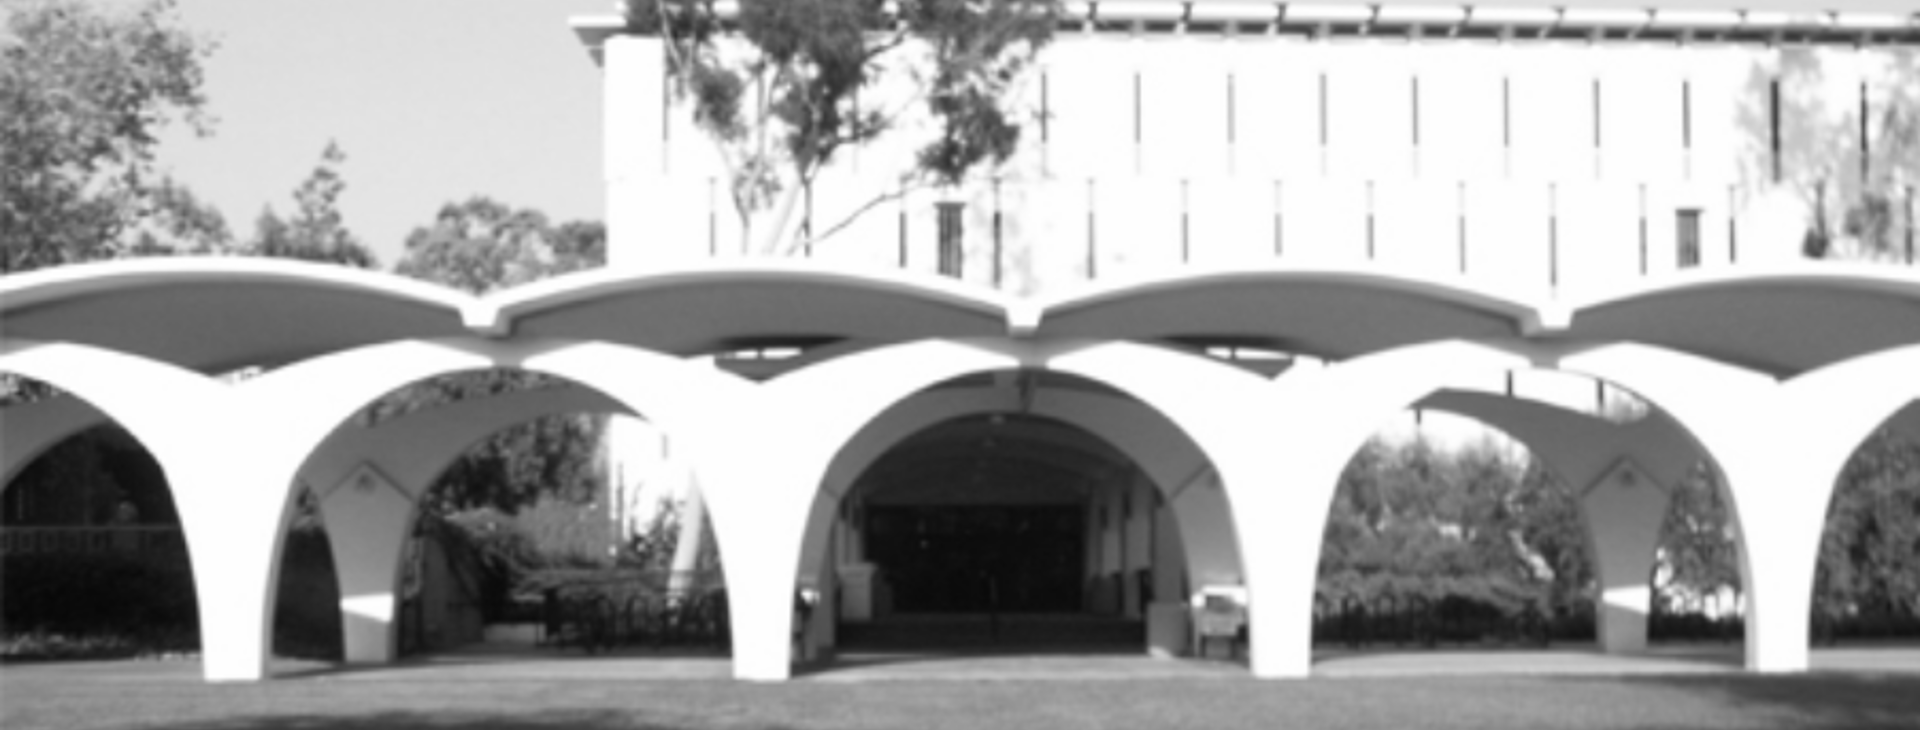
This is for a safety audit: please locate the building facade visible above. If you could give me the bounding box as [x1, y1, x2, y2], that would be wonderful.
[1, 1, 1917, 684]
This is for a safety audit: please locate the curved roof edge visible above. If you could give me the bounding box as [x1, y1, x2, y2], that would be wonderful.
[483, 260, 1023, 335]
[1032, 263, 1554, 334]
[1562, 262, 1920, 317]
[0, 257, 491, 330]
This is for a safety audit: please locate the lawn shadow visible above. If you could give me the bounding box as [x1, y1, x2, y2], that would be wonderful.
[134, 710, 803, 730]
[1557, 672, 1920, 730]
[796, 644, 1144, 677]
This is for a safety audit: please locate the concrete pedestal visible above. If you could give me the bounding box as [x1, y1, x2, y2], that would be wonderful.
[837, 563, 878, 622]
[1147, 602, 1190, 658]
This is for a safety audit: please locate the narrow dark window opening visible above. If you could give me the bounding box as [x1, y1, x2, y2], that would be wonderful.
[708, 178, 718, 256]
[801, 183, 814, 257]
[897, 202, 908, 268]
[1411, 76, 1421, 147]
[1456, 182, 1467, 274]
[1859, 81, 1870, 184]
[1319, 73, 1330, 147]
[1040, 73, 1050, 142]
[992, 182, 1005, 287]
[1728, 185, 1739, 263]
[1637, 185, 1648, 275]
[1681, 80, 1693, 149]
[1273, 181, 1284, 257]
[1592, 79, 1602, 149]
[1365, 181, 1376, 260]
[1769, 78, 1782, 183]
[1226, 73, 1237, 145]
[1676, 208, 1702, 269]
[1086, 180, 1098, 278]
[1548, 184, 1559, 290]
[936, 201, 964, 278]
[1501, 77, 1512, 148]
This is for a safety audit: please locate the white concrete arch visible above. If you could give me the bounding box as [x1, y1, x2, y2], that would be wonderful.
[258, 337, 755, 673]
[1417, 389, 1703, 653]
[302, 384, 636, 664]
[1181, 339, 1533, 678]
[1558, 342, 1920, 672]
[1, 395, 108, 489]
[789, 377, 1246, 655]
[0, 341, 268, 680]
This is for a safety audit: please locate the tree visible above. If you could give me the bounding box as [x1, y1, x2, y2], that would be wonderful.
[243, 142, 376, 268]
[393, 197, 603, 293]
[378, 198, 611, 514]
[628, 0, 1058, 255]
[1, 0, 228, 271]
[1814, 430, 1920, 641]
[1740, 48, 1920, 262]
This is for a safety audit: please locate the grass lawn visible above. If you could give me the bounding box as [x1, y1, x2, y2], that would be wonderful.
[3, 661, 1919, 730]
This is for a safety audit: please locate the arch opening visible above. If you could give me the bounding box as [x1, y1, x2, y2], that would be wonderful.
[803, 368, 1222, 659]
[1, 384, 198, 660]
[1807, 404, 1920, 648]
[296, 365, 733, 667]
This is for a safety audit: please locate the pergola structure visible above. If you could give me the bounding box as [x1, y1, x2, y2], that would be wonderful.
[3, 256, 1917, 682]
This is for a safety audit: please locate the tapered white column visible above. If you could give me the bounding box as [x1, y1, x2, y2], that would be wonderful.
[1563, 343, 1920, 672]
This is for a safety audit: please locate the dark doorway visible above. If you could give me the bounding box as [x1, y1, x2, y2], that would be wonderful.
[867, 505, 1083, 613]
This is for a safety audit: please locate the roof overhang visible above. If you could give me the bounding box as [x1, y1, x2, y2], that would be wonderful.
[1559, 264, 1920, 378]
[1033, 265, 1547, 361]
[483, 261, 1019, 357]
[0, 258, 481, 374]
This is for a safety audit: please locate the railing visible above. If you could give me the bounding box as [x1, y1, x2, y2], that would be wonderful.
[0, 526, 184, 556]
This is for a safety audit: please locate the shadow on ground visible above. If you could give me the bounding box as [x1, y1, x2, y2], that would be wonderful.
[130, 712, 800, 730]
[1555, 672, 1920, 730]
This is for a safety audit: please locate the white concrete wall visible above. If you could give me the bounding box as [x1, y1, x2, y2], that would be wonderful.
[602, 33, 1909, 291]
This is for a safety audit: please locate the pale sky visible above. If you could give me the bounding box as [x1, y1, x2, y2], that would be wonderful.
[147, 0, 615, 268]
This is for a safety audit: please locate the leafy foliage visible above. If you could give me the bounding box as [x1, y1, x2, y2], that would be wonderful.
[627, 0, 1058, 254]
[1317, 439, 1583, 645]
[0, 0, 226, 271]
[243, 142, 377, 268]
[394, 197, 602, 293]
[1740, 48, 1920, 262]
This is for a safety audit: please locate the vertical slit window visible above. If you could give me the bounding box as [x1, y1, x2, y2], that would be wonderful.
[801, 183, 814, 257]
[1180, 179, 1191, 263]
[992, 181, 1004, 287]
[897, 198, 908, 268]
[1086, 179, 1098, 278]
[708, 178, 718, 256]
[1676, 208, 1702, 269]
[1226, 73, 1237, 145]
[1273, 181, 1284, 257]
[1769, 78, 1782, 183]
[936, 201, 964, 278]
[1040, 73, 1050, 143]
[1502, 77, 1512, 148]
[1592, 78, 1602, 149]
[1548, 183, 1559, 290]
[1411, 76, 1421, 147]
[1859, 81, 1870, 184]
[1681, 80, 1693, 149]
[1365, 181, 1376, 260]
[1319, 72, 1329, 147]
[1727, 185, 1739, 263]
[1638, 185, 1648, 275]
[1457, 182, 1468, 274]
